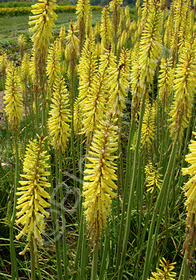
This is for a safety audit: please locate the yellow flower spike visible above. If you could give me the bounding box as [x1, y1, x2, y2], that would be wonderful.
[0, 51, 7, 75]
[65, 21, 79, 79]
[108, 48, 131, 117]
[131, 1, 162, 116]
[76, 0, 90, 52]
[170, 0, 189, 65]
[117, 30, 129, 52]
[46, 39, 61, 93]
[95, 42, 101, 60]
[0, 52, 7, 89]
[81, 48, 116, 140]
[182, 131, 196, 231]
[29, 0, 57, 88]
[100, 6, 113, 52]
[145, 161, 163, 194]
[177, 0, 192, 51]
[109, 0, 122, 15]
[18, 34, 25, 59]
[29, 49, 36, 85]
[148, 257, 176, 280]
[78, 37, 98, 112]
[66, 21, 79, 60]
[48, 76, 71, 153]
[3, 63, 23, 132]
[109, 0, 122, 48]
[141, 99, 155, 151]
[16, 136, 51, 253]
[138, 0, 151, 38]
[169, 39, 196, 142]
[125, 6, 131, 32]
[86, 7, 92, 38]
[119, 47, 131, 74]
[83, 115, 118, 243]
[59, 24, 66, 48]
[94, 22, 100, 43]
[136, 0, 140, 11]
[158, 57, 174, 110]
[99, 47, 117, 75]
[139, 1, 162, 85]
[20, 53, 31, 97]
[130, 41, 142, 113]
[29, 0, 57, 56]
[163, 12, 173, 52]
[74, 97, 82, 135]
[21, 53, 31, 82]
[117, 8, 124, 38]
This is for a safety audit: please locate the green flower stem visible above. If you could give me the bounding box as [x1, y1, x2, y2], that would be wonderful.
[78, 134, 84, 217]
[170, 110, 194, 212]
[116, 113, 136, 269]
[117, 91, 146, 280]
[36, 253, 42, 280]
[1, 71, 5, 92]
[39, 64, 47, 137]
[73, 144, 85, 279]
[49, 195, 62, 280]
[179, 250, 191, 280]
[183, 262, 190, 280]
[29, 86, 35, 134]
[141, 138, 178, 280]
[70, 62, 77, 193]
[118, 122, 124, 192]
[30, 235, 36, 280]
[182, 102, 196, 160]
[91, 241, 99, 280]
[80, 222, 88, 280]
[59, 153, 68, 280]
[136, 152, 145, 262]
[41, 88, 47, 137]
[70, 115, 77, 205]
[99, 227, 109, 279]
[74, 153, 87, 280]
[53, 217, 63, 280]
[54, 153, 63, 280]
[10, 133, 19, 280]
[135, 192, 152, 278]
[73, 213, 88, 280]
[35, 89, 40, 133]
[73, 213, 84, 280]
[24, 78, 28, 141]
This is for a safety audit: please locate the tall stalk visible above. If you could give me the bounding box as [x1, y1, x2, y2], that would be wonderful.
[118, 120, 124, 192]
[70, 59, 77, 193]
[91, 242, 99, 280]
[116, 113, 136, 268]
[10, 133, 19, 279]
[73, 212, 84, 280]
[30, 235, 36, 280]
[117, 91, 146, 280]
[59, 153, 68, 280]
[53, 153, 63, 280]
[99, 227, 109, 279]
[179, 250, 191, 280]
[141, 137, 179, 280]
